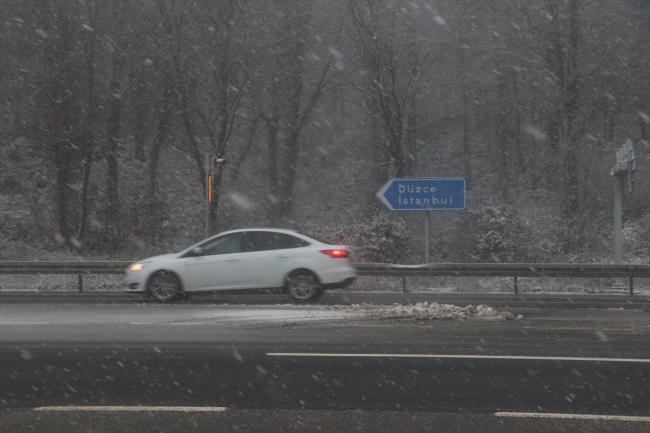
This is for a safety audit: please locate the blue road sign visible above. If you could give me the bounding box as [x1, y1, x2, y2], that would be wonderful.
[376, 178, 466, 211]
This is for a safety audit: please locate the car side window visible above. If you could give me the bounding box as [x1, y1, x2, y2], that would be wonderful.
[242, 232, 275, 252]
[243, 232, 309, 252]
[196, 232, 245, 256]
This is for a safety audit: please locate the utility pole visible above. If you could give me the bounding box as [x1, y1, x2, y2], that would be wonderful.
[610, 140, 635, 264]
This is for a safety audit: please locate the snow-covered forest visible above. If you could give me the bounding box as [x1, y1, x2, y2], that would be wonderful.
[1, 0, 649, 263]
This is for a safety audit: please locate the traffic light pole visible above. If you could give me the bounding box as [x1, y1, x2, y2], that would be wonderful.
[205, 152, 211, 239]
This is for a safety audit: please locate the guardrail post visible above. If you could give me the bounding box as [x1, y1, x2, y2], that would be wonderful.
[514, 276, 518, 295]
[78, 274, 83, 293]
[629, 276, 633, 296]
[402, 276, 407, 293]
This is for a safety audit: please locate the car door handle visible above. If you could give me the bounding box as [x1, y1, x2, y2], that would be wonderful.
[225, 259, 239, 262]
[275, 255, 289, 259]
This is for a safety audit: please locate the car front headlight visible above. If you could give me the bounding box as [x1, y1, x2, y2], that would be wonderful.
[128, 262, 150, 271]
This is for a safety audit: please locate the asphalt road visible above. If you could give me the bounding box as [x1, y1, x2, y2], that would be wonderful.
[1, 297, 649, 432]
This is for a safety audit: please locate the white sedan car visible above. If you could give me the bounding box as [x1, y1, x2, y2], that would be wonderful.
[125, 228, 356, 302]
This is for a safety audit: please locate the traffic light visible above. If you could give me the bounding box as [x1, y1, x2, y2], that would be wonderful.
[212, 157, 226, 169]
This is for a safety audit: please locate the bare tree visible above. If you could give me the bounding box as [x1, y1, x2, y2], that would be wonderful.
[27, 0, 86, 247]
[159, 0, 257, 234]
[77, 0, 98, 242]
[514, 0, 648, 245]
[348, 0, 429, 195]
[256, 2, 348, 223]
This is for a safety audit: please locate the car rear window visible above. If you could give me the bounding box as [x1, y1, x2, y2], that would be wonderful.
[243, 232, 310, 252]
[296, 232, 331, 245]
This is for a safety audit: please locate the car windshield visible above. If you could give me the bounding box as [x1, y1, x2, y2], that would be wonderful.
[2, 1, 649, 432]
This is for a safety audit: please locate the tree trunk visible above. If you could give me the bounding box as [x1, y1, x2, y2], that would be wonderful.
[133, 69, 148, 161]
[279, 129, 301, 221]
[405, 91, 417, 176]
[78, 1, 96, 241]
[458, 34, 471, 191]
[231, 117, 258, 182]
[54, 141, 72, 244]
[265, 116, 281, 222]
[562, 0, 581, 219]
[105, 49, 124, 244]
[78, 140, 93, 240]
[368, 105, 389, 211]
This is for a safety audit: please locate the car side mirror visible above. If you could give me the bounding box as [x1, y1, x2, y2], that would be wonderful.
[191, 247, 203, 256]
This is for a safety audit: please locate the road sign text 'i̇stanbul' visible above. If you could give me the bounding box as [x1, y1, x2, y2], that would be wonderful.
[376, 178, 466, 211]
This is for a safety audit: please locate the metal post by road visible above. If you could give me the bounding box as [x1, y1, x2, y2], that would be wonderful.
[205, 153, 211, 239]
[613, 175, 623, 264]
[78, 274, 83, 292]
[424, 211, 430, 264]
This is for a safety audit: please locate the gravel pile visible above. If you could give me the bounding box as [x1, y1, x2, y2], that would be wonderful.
[329, 302, 522, 321]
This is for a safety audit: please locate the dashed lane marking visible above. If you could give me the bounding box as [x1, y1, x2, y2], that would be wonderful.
[495, 412, 650, 422]
[266, 353, 650, 363]
[34, 406, 228, 412]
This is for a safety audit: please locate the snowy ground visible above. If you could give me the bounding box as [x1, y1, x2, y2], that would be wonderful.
[0, 304, 359, 327]
[328, 302, 522, 321]
[0, 303, 519, 328]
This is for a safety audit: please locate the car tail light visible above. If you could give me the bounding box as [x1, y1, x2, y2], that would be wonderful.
[320, 249, 350, 258]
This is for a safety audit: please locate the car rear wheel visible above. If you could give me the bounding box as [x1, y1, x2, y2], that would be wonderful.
[286, 270, 322, 303]
[148, 271, 181, 302]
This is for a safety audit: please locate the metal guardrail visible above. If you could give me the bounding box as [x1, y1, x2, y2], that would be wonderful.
[1, 261, 648, 295]
[0, 261, 131, 274]
[0, 262, 130, 292]
[354, 263, 649, 295]
[354, 263, 650, 277]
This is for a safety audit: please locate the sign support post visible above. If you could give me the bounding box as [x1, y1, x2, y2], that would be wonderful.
[376, 178, 466, 264]
[424, 211, 430, 264]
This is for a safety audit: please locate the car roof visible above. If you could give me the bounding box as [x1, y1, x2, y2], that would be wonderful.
[217, 228, 298, 235]
[208, 228, 321, 241]
[181, 228, 339, 253]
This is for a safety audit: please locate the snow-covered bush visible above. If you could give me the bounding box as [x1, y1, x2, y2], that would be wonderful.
[462, 205, 552, 263]
[315, 213, 410, 263]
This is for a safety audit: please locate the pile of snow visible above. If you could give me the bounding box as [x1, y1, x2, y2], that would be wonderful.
[329, 302, 522, 321]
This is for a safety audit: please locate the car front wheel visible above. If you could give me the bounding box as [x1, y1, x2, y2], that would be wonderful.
[147, 270, 181, 302]
[286, 270, 323, 303]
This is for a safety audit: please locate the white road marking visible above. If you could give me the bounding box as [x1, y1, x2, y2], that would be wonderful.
[266, 353, 650, 363]
[0, 322, 51, 325]
[34, 406, 227, 412]
[495, 412, 650, 422]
